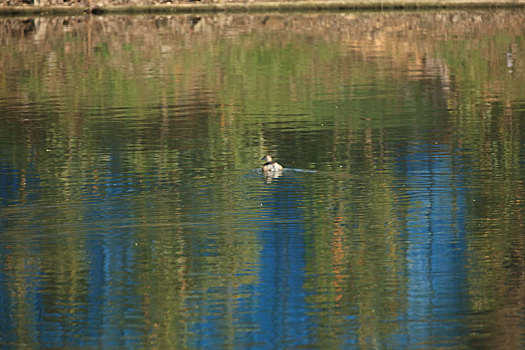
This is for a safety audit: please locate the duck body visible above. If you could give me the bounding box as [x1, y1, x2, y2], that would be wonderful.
[261, 155, 283, 172]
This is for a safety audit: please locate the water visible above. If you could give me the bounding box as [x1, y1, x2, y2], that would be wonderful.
[1, 11, 524, 349]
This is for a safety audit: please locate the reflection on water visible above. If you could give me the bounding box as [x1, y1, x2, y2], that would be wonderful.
[1, 10, 525, 348]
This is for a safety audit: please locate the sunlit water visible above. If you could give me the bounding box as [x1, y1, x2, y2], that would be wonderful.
[1, 11, 524, 348]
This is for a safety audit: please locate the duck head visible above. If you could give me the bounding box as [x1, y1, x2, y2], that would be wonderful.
[261, 155, 273, 163]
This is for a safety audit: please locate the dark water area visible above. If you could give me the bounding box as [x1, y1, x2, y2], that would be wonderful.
[0, 11, 524, 348]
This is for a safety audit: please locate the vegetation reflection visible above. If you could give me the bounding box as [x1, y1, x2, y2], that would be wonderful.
[0, 11, 524, 348]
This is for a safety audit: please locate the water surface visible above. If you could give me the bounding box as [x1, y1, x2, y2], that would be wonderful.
[1, 10, 524, 349]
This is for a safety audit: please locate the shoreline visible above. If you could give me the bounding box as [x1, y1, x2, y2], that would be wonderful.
[1, 0, 524, 16]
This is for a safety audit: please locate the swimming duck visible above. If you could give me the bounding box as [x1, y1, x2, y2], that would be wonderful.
[261, 155, 283, 172]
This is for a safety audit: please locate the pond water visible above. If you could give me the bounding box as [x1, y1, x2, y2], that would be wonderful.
[1, 10, 524, 349]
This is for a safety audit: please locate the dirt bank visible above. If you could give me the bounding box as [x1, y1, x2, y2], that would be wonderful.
[1, 0, 524, 16]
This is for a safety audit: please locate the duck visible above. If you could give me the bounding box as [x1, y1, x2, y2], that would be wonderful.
[261, 155, 283, 172]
